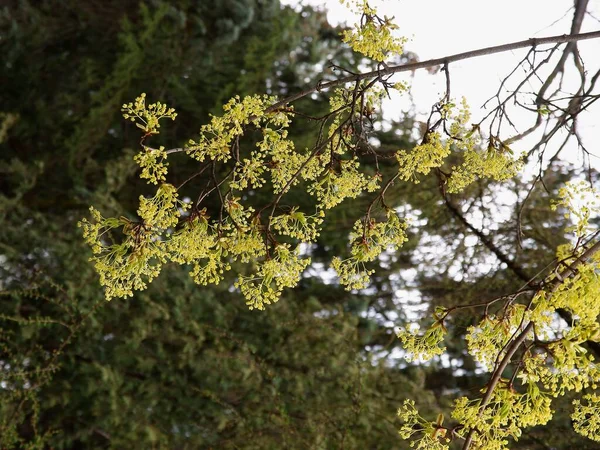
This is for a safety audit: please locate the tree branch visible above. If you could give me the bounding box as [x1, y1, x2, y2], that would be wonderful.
[461, 239, 600, 450]
[265, 30, 600, 114]
[442, 194, 532, 282]
[442, 187, 600, 359]
[161, 30, 600, 156]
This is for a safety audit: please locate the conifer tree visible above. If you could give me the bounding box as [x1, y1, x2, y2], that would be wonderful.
[3, 0, 600, 449]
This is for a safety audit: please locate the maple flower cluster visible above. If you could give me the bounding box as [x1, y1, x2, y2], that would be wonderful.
[340, 0, 406, 62]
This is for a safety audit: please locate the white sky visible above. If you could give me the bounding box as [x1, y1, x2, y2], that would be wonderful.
[284, 0, 600, 164]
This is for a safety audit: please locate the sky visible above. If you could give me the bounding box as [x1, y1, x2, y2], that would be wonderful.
[283, 0, 600, 166]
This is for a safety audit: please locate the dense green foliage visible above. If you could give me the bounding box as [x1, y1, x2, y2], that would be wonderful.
[2, 0, 600, 449]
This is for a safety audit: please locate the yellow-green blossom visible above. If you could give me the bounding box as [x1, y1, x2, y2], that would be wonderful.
[78, 206, 166, 299]
[271, 208, 325, 242]
[137, 183, 189, 230]
[190, 249, 231, 286]
[309, 158, 378, 210]
[187, 95, 282, 162]
[396, 132, 450, 183]
[340, 1, 406, 62]
[447, 148, 523, 193]
[121, 93, 177, 134]
[452, 383, 553, 450]
[166, 212, 216, 264]
[134, 146, 169, 185]
[572, 393, 600, 442]
[332, 210, 407, 290]
[397, 399, 449, 450]
[235, 245, 311, 310]
[551, 180, 600, 238]
[397, 322, 446, 362]
[465, 305, 527, 371]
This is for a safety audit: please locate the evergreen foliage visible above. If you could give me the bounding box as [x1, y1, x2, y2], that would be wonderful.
[2, 0, 600, 449]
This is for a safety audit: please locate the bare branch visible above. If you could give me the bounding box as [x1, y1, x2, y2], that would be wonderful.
[266, 30, 600, 113]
